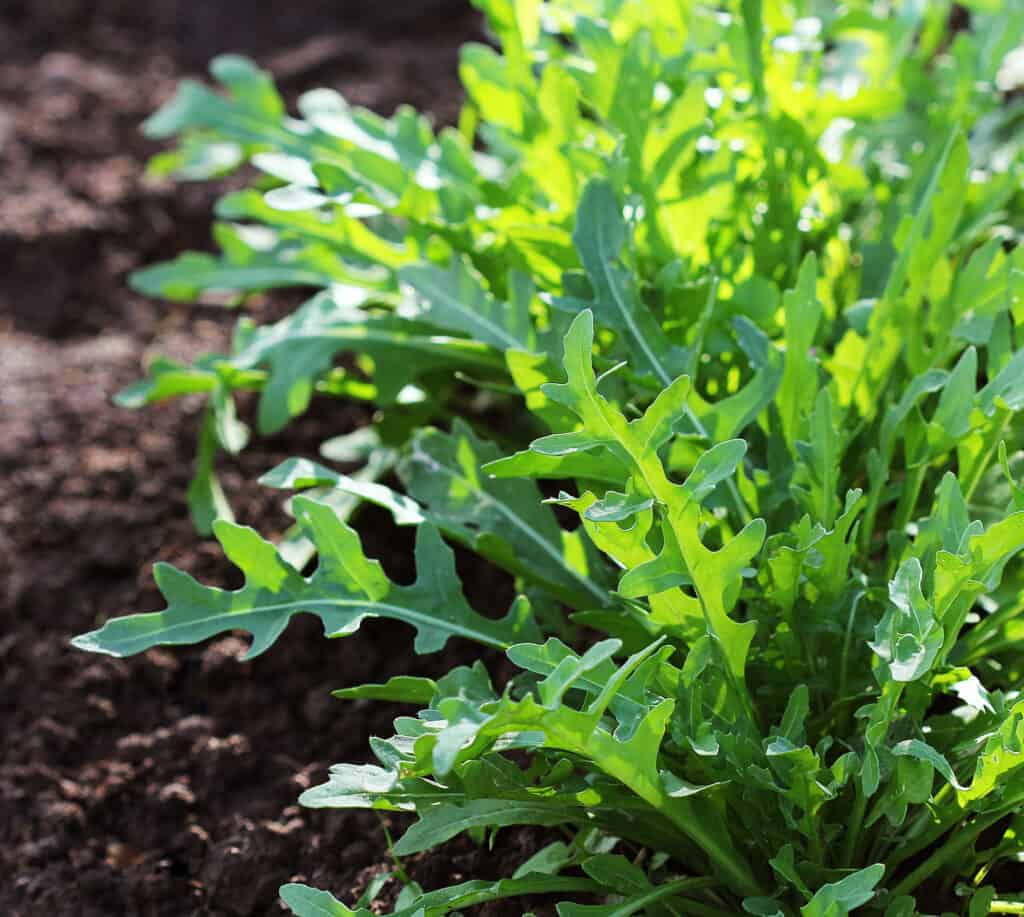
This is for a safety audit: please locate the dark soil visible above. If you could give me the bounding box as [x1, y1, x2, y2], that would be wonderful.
[0, 3, 549, 915]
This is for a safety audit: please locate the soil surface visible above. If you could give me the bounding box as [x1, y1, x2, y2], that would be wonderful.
[0, 2, 549, 914]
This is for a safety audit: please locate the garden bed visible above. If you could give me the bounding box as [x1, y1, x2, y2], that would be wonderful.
[6, 3, 1024, 915]
[0, 2, 545, 913]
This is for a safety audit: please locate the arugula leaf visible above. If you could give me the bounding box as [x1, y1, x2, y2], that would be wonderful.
[572, 179, 687, 385]
[280, 884, 367, 917]
[393, 799, 584, 855]
[73, 499, 538, 657]
[541, 311, 763, 709]
[401, 422, 609, 609]
[778, 255, 823, 451]
[801, 865, 885, 917]
[399, 258, 536, 352]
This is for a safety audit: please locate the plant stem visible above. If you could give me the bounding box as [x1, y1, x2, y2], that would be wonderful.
[645, 793, 763, 898]
[889, 810, 1008, 898]
[884, 806, 961, 875]
[859, 483, 883, 556]
[958, 597, 1024, 662]
[378, 814, 413, 886]
[669, 898, 745, 917]
[992, 901, 1024, 914]
[963, 408, 1011, 503]
[837, 590, 867, 733]
[893, 462, 928, 534]
[840, 787, 868, 868]
[612, 877, 722, 917]
[454, 876, 603, 909]
[533, 706, 765, 898]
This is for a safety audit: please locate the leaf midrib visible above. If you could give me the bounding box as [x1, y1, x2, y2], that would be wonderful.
[411, 442, 608, 605]
[407, 271, 523, 351]
[81, 595, 509, 656]
[593, 216, 671, 387]
[234, 328, 503, 368]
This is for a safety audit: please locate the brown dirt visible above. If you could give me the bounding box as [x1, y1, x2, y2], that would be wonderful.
[0, 2, 550, 915]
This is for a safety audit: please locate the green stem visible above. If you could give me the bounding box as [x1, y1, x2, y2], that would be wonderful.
[963, 637, 1023, 664]
[889, 810, 1008, 898]
[992, 901, 1024, 914]
[452, 876, 604, 910]
[884, 806, 962, 876]
[840, 787, 868, 868]
[859, 481, 884, 557]
[837, 590, 867, 733]
[958, 598, 1024, 662]
[613, 877, 722, 917]
[669, 898, 744, 917]
[893, 462, 928, 535]
[642, 793, 762, 898]
[378, 814, 414, 886]
[963, 410, 1011, 503]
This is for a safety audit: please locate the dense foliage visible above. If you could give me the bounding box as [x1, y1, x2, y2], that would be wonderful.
[74, 1, 1024, 914]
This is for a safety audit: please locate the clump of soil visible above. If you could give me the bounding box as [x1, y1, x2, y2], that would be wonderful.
[0, 2, 552, 914]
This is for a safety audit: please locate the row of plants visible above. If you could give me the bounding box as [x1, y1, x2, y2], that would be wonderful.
[74, 1, 1024, 914]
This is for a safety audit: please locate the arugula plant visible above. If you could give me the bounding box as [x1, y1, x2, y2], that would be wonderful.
[76, 0, 1024, 915]
[118, 0, 1023, 535]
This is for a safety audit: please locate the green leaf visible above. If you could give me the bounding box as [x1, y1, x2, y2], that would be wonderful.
[582, 491, 655, 523]
[333, 676, 437, 705]
[682, 439, 748, 504]
[870, 558, 943, 683]
[280, 884, 367, 917]
[513, 841, 573, 878]
[260, 457, 426, 525]
[396, 875, 602, 917]
[129, 232, 339, 301]
[400, 258, 536, 352]
[300, 762, 454, 811]
[778, 254, 823, 451]
[999, 441, 1024, 511]
[979, 347, 1024, 414]
[891, 739, 963, 791]
[580, 854, 651, 895]
[572, 179, 686, 385]
[800, 865, 885, 917]
[113, 356, 220, 407]
[403, 422, 609, 608]
[541, 311, 763, 692]
[795, 388, 841, 528]
[227, 291, 503, 431]
[73, 499, 538, 658]
[507, 637, 658, 735]
[484, 448, 624, 483]
[957, 701, 1024, 805]
[743, 897, 786, 917]
[394, 798, 585, 855]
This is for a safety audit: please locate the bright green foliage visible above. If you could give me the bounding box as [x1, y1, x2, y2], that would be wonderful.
[75, 1, 1024, 915]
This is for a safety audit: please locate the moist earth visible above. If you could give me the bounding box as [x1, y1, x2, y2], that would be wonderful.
[0, 2, 551, 914]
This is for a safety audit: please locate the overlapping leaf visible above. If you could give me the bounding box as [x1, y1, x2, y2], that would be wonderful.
[73, 498, 538, 658]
